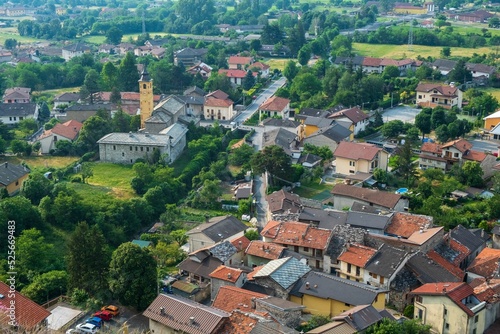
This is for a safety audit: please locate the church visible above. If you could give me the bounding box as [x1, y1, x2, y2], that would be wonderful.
[97, 67, 192, 164]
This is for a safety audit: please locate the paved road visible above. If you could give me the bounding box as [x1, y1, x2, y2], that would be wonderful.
[469, 138, 499, 153]
[253, 175, 268, 229]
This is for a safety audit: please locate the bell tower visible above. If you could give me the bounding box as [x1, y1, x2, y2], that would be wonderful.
[139, 65, 153, 129]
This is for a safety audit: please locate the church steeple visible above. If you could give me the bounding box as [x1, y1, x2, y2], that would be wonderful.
[139, 64, 154, 129]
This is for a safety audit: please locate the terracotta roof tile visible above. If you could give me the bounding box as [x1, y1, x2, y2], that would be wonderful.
[330, 107, 369, 123]
[338, 243, 377, 267]
[39, 120, 83, 141]
[331, 184, 402, 210]
[411, 282, 475, 317]
[247, 265, 266, 281]
[206, 90, 229, 100]
[427, 250, 465, 280]
[245, 241, 285, 260]
[228, 56, 254, 65]
[260, 221, 332, 250]
[333, 141, 381, 161]
[441, 139, 472, 153]
[251, 61, 270, 70]
[259, 96, 290, 112]
[467, 248, 500, 279]
[363, 57, 382, 66]
[209, 265, 244, 283]
[0, 282, 51, 330]
[472, 279, 500, 303]
[231, 235, 251, 252]
[463, 150, 487, 162]
[420, 142, 441, 154]
[219, 310, 259, 334]
[212, 286, 267, 313]
[204, 96, 233, 107]
[219, 69, 257, 79]
[385, 212, 433, 238]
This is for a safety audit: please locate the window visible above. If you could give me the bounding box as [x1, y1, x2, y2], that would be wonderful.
[113, 145, 116, 150]
[135, 147, 138, 151]
[15, 181, 19, 186]
[294, 246, 299, 252]
[344, 303, 351, 307]
[303, 247, 309, 252]
[444, 308, 447, 315]
[54, 136, 58, 142]
[347, 263, 352, 273]
[9, 117, 12, 121]
[445, 323, 449, 329]
[380, 276, 384, 284]
[316, 250, 322, 257]
[316, 260, 320, 269]
[472, 329, 476, 334]
[416, 296, 422, 303]
[130, 146, 132, 151]
[146, 147, 149, 152]
[122, 152, 124, 157]
[143, 84, 147, 89]
[418, 95, 422, 99]
[19, 117, 23, 120]
[474, 315, 478, 323]
[371, 160, 378, 169]
[356, 267, 360, 276]
[140, 147, 143, 151]
[454, 153, 459, 158]
[418, 308, 423, 319]
[349, 161, 356, 166]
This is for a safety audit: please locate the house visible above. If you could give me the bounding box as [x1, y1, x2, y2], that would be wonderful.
[362, 57, 383, 74]
[466, 63, 496, 79]
[3, 87, 31, 103]
[431, 59, 457, 76]
[332, 56, 364, 71]
[301, 116, 337, 137]
[337, 243, 378, 281]
[303, 123, 352, 154]
[0, 103, 39, 125]
[143, 294, 230, 334]
[117, 43, 135, 55]
[62, 43, 91, 61]
[97, 123, 188, 164]
[212, 285, 266, 313]
[467, 248, 500, 280]
[298, 153, 322, 169]
[393, 3, 428, 14]
[289, 271, 387, 317]
[324, 305, 394, 333]
[483, 110, 500, 130]
[151, 47, 167, 59]
[410, 282, 487, 334]
[209, 266, 246, 300]
[331, 184, 408, 212]
[53, 92, 80, 108]
[187, 62, 213, 79]
[266, 189, 302, 221]
[0, 281, 50, 330]
[204, 90, 235, 121]
[38, 120, 83, 154]
[0, 162, 30, 195]
[186, 215, 247, 253]
[56, 103, 114, 123]
[98, 44, 116, 54]
[174, 47, 208, 67]
[470, 278, 500, 330]
[259, 96, 291, 119]
[262, 128, 300, 158]
[328, 107, 369, 139]
[249, 61, 270, 78]
[263, 118, 302, 133]
[0, 50, 12, 63]
[218, 69, 256, 86]
[245, 240, 286, 267]
[418, 142, 447, 171]
[448, 10, 495, 23]
[250, 257, 311, 298]
[415, 83, 463, 109]
[333, 141, 389, 175]
[258, 44, 291, 57]
[144, 95, 187, 133]
[261, 221, 333, 270]
[228, 56, 254, 70]
[345, 211, 391, 234]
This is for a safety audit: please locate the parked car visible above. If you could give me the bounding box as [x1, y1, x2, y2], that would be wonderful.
[93, 310, 113, 321]
[86, 316, 104, 328]
[76, 323, 98, 333]
[100, 305, 119, 317]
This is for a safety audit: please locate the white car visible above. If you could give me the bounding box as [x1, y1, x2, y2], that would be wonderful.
[76, 323, 98, 333]
[66, 330, 78, 334]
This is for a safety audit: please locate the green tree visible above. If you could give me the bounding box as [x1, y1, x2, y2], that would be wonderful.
[297, 44, 311, 66]
[415, 111, 432, 139]
[448, 59, 472, 84]
[112, 110, 131, 132]
[394, 139, 417, 186]
[435, 124, 449, 143]
[381, 120, 404, 138]
[461, 161, 484, 187]
[431, 107, 447, 129]
[4, 38, 17, 50]
[109, 242, 157, 310]
[204, 72, 233, 96]
[17, 228, 56, 278]
[80, 69, 100, 104]
[170, 229, 188, 246]
[441, 46, 451, 57]
[250, 145, 292, 185]
[67, 222, 110, 296]
[100, 62, 119, 91]
[244, 229, 260, 241]
[118, 52, 139, 92]
[21, 270, 68, 305]
[382, 65, 400, 79]
[302, 143, 333, 162]
[290, 73, 322, 101]
[366, 318, 431, 334]
[242, 70, 256, 91]
[21, 172, 53, 205]
[229, 144, 255, 166]
[105, 26, 123, 45]
[489, 17, 500, 28]
[76, 116, 112, 152]
[38, 102, 51, 121]
[81, 162, 93, 183]
[283, 60, 299, 82]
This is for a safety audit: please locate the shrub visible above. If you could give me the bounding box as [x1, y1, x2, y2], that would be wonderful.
[71, 176, 82, 183]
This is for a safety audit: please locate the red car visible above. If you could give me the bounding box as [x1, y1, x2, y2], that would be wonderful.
[93, 310, 113, 321]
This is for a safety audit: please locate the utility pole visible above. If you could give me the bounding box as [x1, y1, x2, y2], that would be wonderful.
[408, 23, 413, 51]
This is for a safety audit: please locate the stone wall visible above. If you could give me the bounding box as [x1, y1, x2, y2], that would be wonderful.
[99, 142, 169, 164]
[255, 298, 303, 329]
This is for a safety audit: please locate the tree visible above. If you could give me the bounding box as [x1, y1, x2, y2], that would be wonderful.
[461, 161, 484, 187]
[109, 242, 157, 310]
[261, 23, 283, 44]
[290, 73, 322, 101]
[170, 229, 188, 246]
[196, 179, 222, 208]
[21, 172, 53, 205]
[229, 144, 255, 166]
[245, 229, 260, 241]
[38, 102, 50, 121]
[17, 229, 56, 279]
[242, 70, 256, 91]
[394, 139, 417, 186]
[101, 62, 119, 91]
[382, 65, 400, 79]
[489, 17, 500, 28]
[76, 116, 112, 152]
[302, 144, 333, 162]
[21, 270, 68, 305]
[381, 120, 404, 138]
[283, 60, 299, 82]
[81, 162, 93, 183]
[492, 173, 500, 194]
[441, 46, 451, 57]
[204, 72, 233, 96]
[297, 44, 311, 66]
[10, 139, 31, 156]
[4, 38, 17, 50]
[366, 318, 431, 334]
[250, 145, 292, 185]
[415, 111, 432, 139]
[81, 69, 100, 104]
[448, 59, 472, 84]
[118, 52, 139, 92]
[110, 87, 122, 104]
[105, 26, 123, 45]
[431, 107, 447, 129]
[435, 124, 449, 143]
[67, 222, 109, 296]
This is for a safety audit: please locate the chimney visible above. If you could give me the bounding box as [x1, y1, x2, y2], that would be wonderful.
[189, 317, 195, 324]
[251, 297, 256, 309]
[227, 272, 232, 279]
[160, 306, 166, 315]
[4, 163, 7, 168]
[238, 240, 242, 250]
[305, 282, 310, 290]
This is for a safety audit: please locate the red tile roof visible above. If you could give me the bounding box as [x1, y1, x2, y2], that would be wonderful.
[472, 279, 500, 303]
[219, 69, 256, 79]
[338, 243, 377, 268]
[40, 120, 83, 141]
[212, 286, 266, 313]
[333, 141, 381, 161]
[331, 184, 402, 210]
[209, 265, 243, 283]
[219, 310, 259, 334]
[467, 248, 500, 279]
[260, 221, 332, 250]
[245, 241, 285, 260]
[427, 250, 465, 280]
[0, 281, 51, 330]
[259, 96, 290, 112]
[420, 142, 441, 154]
[363, 57, 382, 66]
[463, 150, 487, 162]
[441, 139, 473, 153]
[231, 235, 251, 252]
[410, 282, 476, 316]
[247, 265, 266, 281]
[206, 90, 229, 100]
[251, 62, 270, 70]
[228, 56, 253, 65]
[416, 83, 460, 97]
[204, 96, 233, 108]
[330, 107, 369, 123]
[386, 212, 433, 238]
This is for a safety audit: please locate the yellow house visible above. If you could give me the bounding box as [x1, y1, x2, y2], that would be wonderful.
[411, 282, 486, 334]
[289, 271, 387, 317]
[337, 243, 377, 282]
[333, 141, 389, 175]
[204, 90, 235, 121]
[483, 110, 500, 130]
[393, 4, 427, 15]
[0, 162, 30, 196]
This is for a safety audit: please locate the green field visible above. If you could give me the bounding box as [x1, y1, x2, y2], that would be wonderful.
[481, 87, 500, 101]
[353, 43, 494, 59]
[86, 162, 137, 199]
[265, 58, 292, 71]
[292, 180, 331, 198]
[1, 156, 79, 170]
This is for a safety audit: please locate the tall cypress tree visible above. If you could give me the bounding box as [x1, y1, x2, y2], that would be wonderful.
[118, 52, 139, 92]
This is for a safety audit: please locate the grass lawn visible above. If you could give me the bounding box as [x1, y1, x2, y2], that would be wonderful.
[353, 43, 494, 59]
[1, 155, 79, 170]
[86, 162, 137, 199]
[170, 150, 191, 177]
[0, 29, 42, 44]
[265, 58, 292, 72]
[481, 87, 500, 101]
[292, 180, 331, 198]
